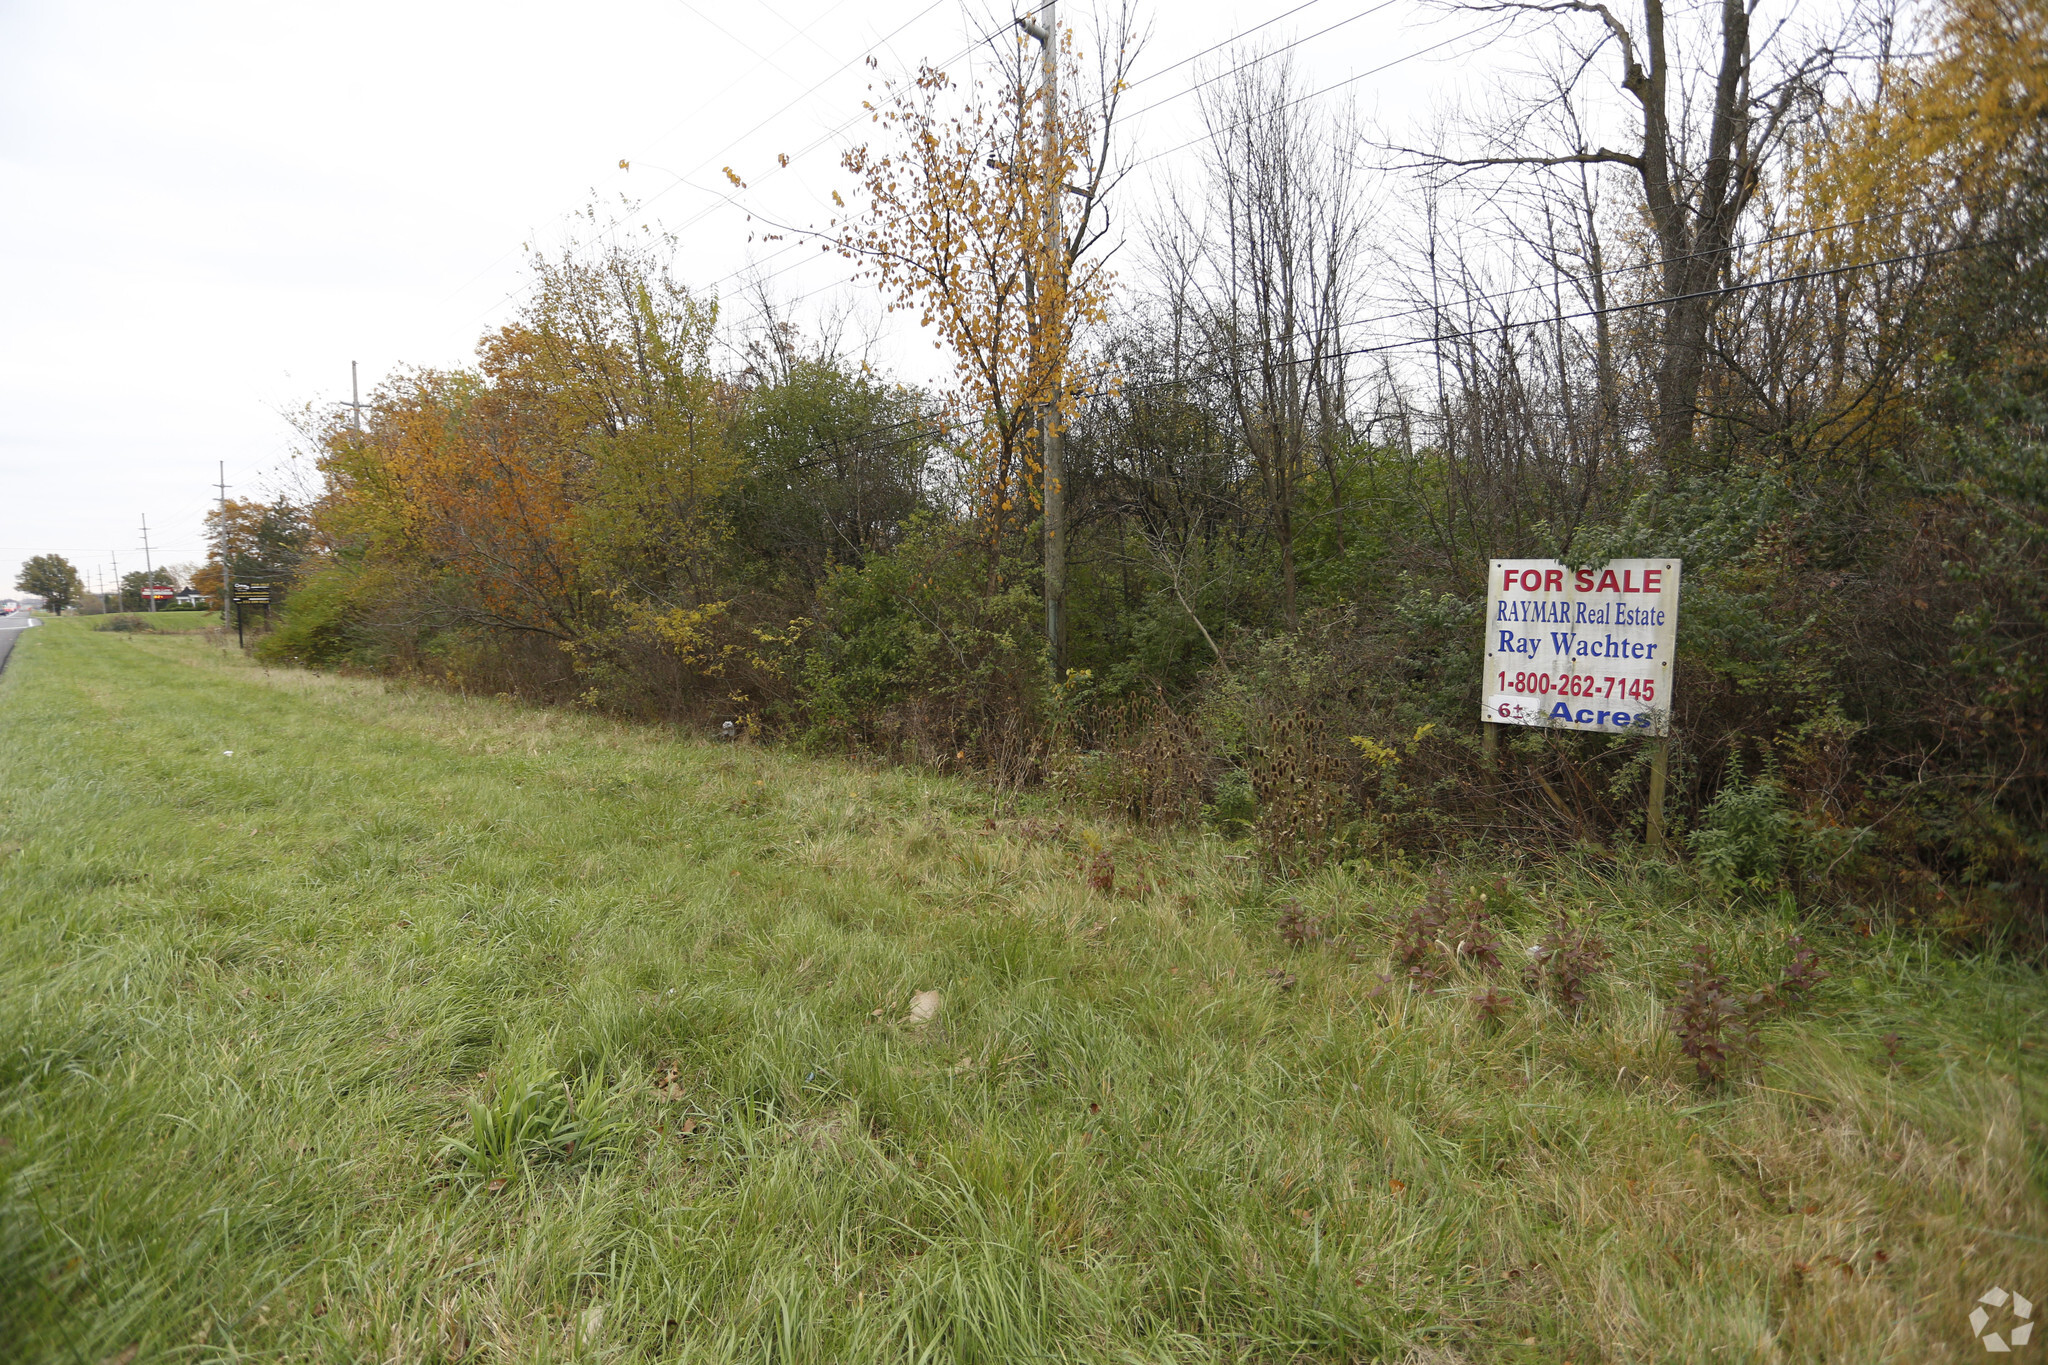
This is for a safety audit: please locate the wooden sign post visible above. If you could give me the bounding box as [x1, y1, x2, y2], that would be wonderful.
[1482, 558, 1682, 849]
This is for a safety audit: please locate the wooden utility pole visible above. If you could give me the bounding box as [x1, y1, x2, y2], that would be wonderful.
[1020, 2, 1066, 676]
[344, 360, 368, 433]
[139, 513, 158, 613]
[217, 462, 232, 630]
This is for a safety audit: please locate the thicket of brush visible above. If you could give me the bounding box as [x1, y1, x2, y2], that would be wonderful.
[227, 0, 2043, 944]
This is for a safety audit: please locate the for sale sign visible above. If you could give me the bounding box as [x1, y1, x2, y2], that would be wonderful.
[1483, 558, 1681, 736]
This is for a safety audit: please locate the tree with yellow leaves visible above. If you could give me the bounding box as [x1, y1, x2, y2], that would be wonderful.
[836, 8, 1138, 668]
[1788, 0, 2046, 374]
[304, 224, 750, 698]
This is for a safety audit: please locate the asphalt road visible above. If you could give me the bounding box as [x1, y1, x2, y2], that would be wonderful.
[0, 614, 38, 675]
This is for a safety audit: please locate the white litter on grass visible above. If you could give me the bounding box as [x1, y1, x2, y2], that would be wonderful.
[223, 750, 233, 757]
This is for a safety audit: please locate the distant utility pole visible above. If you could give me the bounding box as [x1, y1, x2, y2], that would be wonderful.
[139, 513, 158, 612]
[217, 461, 231, 629]
[1018, 0, 1066, 676]
[343, 360, 368, 433]
[110, 549, 120, 613]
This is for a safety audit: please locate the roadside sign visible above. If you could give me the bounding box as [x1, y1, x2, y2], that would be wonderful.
[1483, 558, 1681, 736]
[231, 581, 274, 604]
[142, 584, 175, 599]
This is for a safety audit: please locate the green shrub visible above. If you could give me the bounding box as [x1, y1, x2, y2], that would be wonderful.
[1688, 756, 1796, 896]
[794, 516, 1044, 772]
[254, 562, 375, 668]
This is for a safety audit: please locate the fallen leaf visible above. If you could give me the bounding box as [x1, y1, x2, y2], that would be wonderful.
[99, 1347, 140, 1365]
[485, 1177, 508, 1194]
[904, 990, 942, 1026]
[1292, 1208, 1312, 1222]
[680, 1118, 698, 1135]
[313, 1302, 328, 1318]
[1521, 1338, 1537, 1347]
[1389, 1179, 1406, 1192]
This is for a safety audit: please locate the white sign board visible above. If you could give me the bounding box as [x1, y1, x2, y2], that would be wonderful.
[1483, 558, 1681, 736]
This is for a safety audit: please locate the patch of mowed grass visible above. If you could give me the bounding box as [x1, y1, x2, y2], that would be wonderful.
[0, 619, 2042, 1363]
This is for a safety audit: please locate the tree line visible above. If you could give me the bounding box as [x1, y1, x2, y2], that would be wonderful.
[237, 0, 2040, 941]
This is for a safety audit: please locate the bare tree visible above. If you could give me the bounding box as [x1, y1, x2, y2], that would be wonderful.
[1172, 53, 1367, 629]
[1421, 0, 1836, 465]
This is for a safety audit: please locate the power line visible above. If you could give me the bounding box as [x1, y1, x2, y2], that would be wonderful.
[1118, 0, 1402, 125]
[1125, 21, 1502, 174]
[784, 242, 1991, 477]
[1112, 196, 1984, 381]
[488, 0, 1357, 322]
[707, 6, 1483, 312]
[470, 13, 1027, 324]
[636, 0, 960, 228]
[715, 0, 1410, 309]
[1119, 0, 1332, 95]
[667, 0, 820, 88]
[647, 69, 1955, 415]
[1088, 238, 1991, 397]
[456, 0, 960, 317]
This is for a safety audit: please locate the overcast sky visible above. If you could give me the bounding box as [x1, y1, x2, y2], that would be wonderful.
[1, 0, 1517, 589]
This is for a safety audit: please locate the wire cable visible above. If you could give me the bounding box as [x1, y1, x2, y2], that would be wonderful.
[704, 7, 1491, 311]
[1117, 0, 1402, 125]
[1120, 0, 1332, 94]
[1088, 238, 1991, 399]
[1126, 21, 1502, 174]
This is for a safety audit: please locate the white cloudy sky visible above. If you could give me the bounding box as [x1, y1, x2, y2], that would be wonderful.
[1, 0, 1529, 588]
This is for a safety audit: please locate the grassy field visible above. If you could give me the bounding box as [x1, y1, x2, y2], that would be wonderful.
[1, 619, 2042, 1363]
[79, 610, 219, 633]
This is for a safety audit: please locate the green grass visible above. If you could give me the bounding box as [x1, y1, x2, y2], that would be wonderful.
[1, 619, 2042, 1363]
[82, 611, 218, 633]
